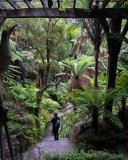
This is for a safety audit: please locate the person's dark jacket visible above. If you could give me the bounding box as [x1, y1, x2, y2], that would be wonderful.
[51, 116, 60, 128]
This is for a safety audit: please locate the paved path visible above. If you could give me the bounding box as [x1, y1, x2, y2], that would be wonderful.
[23, 138, 73, 160]
[23, 124, 74, 160]
[23, 103, 74, 160]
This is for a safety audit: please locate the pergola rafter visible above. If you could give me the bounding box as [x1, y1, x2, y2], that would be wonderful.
[7, 0, 20, 9]
[23, 0, 33, 8]
[101, 0, 110, 8]
[114, 0, 127, 8]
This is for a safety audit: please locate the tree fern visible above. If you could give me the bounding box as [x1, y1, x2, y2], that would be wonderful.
[61, 55, 94, 78]
[68, 86, 124, 131]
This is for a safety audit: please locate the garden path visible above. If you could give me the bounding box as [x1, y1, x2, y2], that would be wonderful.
[23, 102, 74, 160]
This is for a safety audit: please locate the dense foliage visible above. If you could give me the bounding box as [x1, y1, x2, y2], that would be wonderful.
[4, 83, 51, 154]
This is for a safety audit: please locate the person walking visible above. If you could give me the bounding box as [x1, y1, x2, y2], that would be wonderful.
[51, 112, 60, 140]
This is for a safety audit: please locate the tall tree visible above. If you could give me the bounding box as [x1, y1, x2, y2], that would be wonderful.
[82, 18, 103, 87]
[20, 18, 69, 127]
[82, 18, 103, 132]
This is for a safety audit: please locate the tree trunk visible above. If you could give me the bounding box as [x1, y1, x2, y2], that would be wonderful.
[105, 17, 122, 112]
[92, 19, 101, 133]
[118, 97, 126, 123]
[35, 91, 43, 128]
[92, 45, 100, 133]
[94, 45, 100, 88]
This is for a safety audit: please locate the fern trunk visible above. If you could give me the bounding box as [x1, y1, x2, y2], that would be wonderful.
[118, 97, 126, 123]
[93, 36, 100, 132]
[94, 19, 101, 88]
[92, 107, 98, 133]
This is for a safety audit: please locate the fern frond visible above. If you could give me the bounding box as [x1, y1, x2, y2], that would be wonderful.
[59, 125, 72, 138]
[105, 111, 123, 128]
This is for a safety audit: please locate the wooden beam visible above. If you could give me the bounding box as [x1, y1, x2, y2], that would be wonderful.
[0, 2, 6, 9]
[114, 0, 127, 8]
[23, 0, 33, 8]
[101, 0, 110, 8]
[7, 0, 20, 9]
[0, 8, 128, 19]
